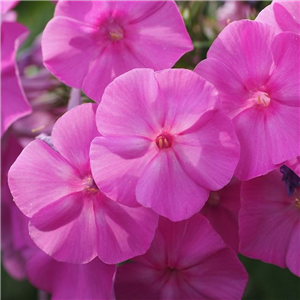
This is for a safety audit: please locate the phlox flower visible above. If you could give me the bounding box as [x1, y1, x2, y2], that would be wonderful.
[115, 214, 248, 300]
[90, 68, 240, 222]
[256, 0, 299, 34]
[195, 20, 300, 180]
[42, 0, 193, 102]
[1, 21, 32, 137]
[2, 186, 116, 300]
[8, 103, 158, 264]
[201, 178, 241, 253]
[239, 167, 300, 277]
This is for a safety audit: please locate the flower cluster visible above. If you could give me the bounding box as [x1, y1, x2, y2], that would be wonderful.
[1, 1, 299, 299]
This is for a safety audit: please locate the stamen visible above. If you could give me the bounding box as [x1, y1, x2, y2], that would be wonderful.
[156, 134, 172, 149]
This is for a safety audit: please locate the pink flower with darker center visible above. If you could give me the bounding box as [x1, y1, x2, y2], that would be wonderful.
[8, 103, 158, 264]
[239, 167, 300, 277]
[256, 0, 300, 34]
[90, 68, 240, 221]
[115, 214, 248, 300]
[42, 1, 193, 102]
[195, 20, 300, 180]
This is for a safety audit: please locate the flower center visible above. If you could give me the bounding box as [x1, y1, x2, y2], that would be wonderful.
[107, 20, 123, 41]
[84, 176, 99, 193]
[156, 133, 172, 149]
[253, 91, 271, 107]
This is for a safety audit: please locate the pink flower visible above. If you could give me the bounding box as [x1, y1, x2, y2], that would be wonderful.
[216, 1, 252, 29]
[2, 182, 116, 300]
[201, 178, 241, 253]
[239, 167, 300, 277]
[195, 20, 300, 180]
[90, 68, 240, 221]
[1, 21, 32, 137]
[8, 103, 158, 264]
[42, 1, 193, 102]
[115, 214, 248, 300]
[256, 1, 299, 34]
[285, 157, 300, 177]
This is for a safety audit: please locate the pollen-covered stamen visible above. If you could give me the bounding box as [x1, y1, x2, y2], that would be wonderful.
[254, 91, 271, 107]
[156, 134, 172, 149]
[107, 21, 123, 41]
[84, 176, 99, 193]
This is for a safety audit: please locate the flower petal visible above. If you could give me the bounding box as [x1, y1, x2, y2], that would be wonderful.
[8, 140, 83, 217]
[207, 20, 276, 90]
[96, 69, 160, 137]
[154, 69, 219, 133]
[51, 103, 99, 174]
[265, 101, 300, 165]
[29, 197, 97, 264]
[267, 32, 300, 107]
[239, 170, 299, 268]
[30, 192, 84, 232]
[42, 17, 99, 88]
[136, 150, 209, 221]
[90, 137, 157, 206]
[173, 110, 240, 191]
[233, 107, 276, 180]
[94, 195, 158, 264]
[287, 221, 300, 277]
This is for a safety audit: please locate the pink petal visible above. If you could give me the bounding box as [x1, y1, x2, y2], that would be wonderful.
[90, 137, 157, 206]
[136, 150, 209, 221]
[184, 248, 248, 300]
[154, 69, 219, 133]
[125, 1, 193, 70]
[1, 1, 19, 14]
[207, 20, 276, 90]
[267, 32, 300, 107]
[29, 197, 97, 264]
[194, 58, 250, 119]
[239, 170, 299, 268]
[51, 103, 99, 174]
[94, 194, 158, 264]
[8, 140, 84, 217]
[173, 110, 240, 191]
[82, 43, 153, 102]
[265, 101, 300, 165]
[42, 17, 99, 89]
[255, 2, 282, 33]
[26, 251, 116, 300]
[287, 221, 300, 277]
[96, 68, 160, 137]
[233, 107, 276, 180]
[201, 179, 241, 253]
[30, 192, 84, 232]
[94, 136, 152, 159]
[1, 22, 31, 136]
[273, 2, 300, 33]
